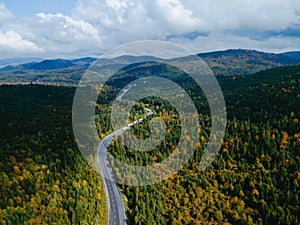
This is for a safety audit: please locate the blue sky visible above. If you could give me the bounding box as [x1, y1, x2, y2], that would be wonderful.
[2, 0, 75, 16]
[1, 0, 300, 59]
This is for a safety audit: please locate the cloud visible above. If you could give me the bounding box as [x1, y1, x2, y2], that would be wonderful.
[11, 13, 102, 58]
[0, 30, 43, 55]
[27, 13, 102, 57]
[72, 0, 159, 46]
[151, 0, 202, 33]
[0, 3, 43, 57]
[35, 13, 101, 43]
[1, 0, 300, 58]
[170, 32, 300, 53]
[0, 11, 102, 58]
[71, 0, 300, 52]
[178, 0, 300, 31]
[0, 2, 14, 25]
[268, 24, 300, 38]
[73, 0, 300, 32]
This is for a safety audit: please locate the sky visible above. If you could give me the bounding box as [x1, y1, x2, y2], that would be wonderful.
[0, 0, 300, 59]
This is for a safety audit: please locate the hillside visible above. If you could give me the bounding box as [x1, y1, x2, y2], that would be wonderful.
[0, 63, 299, 224]
[108, 63, 300, 225]
[219, 64, 300, 121]
[0, 49, 299, 84]
[281, 51, 300, 62]
[0, 58, 43, 69]
[198, 49, 297, 76]
[0, 85, 107, 225]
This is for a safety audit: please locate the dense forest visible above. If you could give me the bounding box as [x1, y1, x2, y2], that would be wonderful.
[1, 49, 299, 85]
[102, 64, 300, 224]
[0, 63, 299, 224]
[0, 85, 107, 225]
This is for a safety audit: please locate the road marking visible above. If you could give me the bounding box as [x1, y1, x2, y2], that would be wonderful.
[97, 107, 152, 225]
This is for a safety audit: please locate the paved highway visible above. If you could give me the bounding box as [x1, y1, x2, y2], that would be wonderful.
[97, 85, 153, 225]
[97, 130, 126, 225]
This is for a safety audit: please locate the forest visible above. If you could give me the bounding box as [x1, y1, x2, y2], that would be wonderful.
[0, 85, 107, 225]
[0, 63, 299, 224]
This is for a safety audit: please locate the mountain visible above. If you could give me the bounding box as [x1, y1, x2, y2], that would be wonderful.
[1, 59, 79, 71]
[197, 49, 297, 76]
[0, 56, 161, 72]
[280, 51, 300, 63]
[1, 49, 300, 84]
[22, 59, 75, 70]
[0, 85, 107, 224]
[0, 58, 43, 68]
[0, 59, 299, 225]
[71, 57, 96, 66]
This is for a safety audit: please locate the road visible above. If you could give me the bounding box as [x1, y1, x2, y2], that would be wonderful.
[97, 88, 153, 225]
[97, 130, 127, 225]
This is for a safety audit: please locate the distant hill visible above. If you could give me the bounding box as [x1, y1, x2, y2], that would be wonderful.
[71, 57, 96, 65]
[1, 49, 300, 84]
[280, 51, 300, 62]
[0, 58, 43, 68]
[22, 59, 75, 70]
[0, 56, 161, 72]
[1, 59, 84, 71]
[197, 49, 297, 76]
[218, 63, 300, 121]
[0, 62, 299, 225]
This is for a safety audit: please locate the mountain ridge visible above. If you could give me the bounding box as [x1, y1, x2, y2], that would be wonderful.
[1, 49, 299, 84]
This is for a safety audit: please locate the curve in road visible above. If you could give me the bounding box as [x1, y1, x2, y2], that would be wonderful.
[97, 105, 153, 225]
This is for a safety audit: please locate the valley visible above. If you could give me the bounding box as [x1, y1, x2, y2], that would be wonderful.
[0, 51, 299, 225]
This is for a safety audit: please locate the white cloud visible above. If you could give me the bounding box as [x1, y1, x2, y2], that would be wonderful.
[170, 32, 300, 53]
[0, 11, 103, 58]
[73, 0, 300, 32]
[169, 0, 300, 32]
[72, 0, 159, 49]
[71, 0, 300, 51]
[35, 13, 100, 43]
[152, 0, 202, 33]
[0, 30, 43, 55]
[1, 0, 300, 58]
[0, 2, 14, 25]
[30, 13, 102, 57]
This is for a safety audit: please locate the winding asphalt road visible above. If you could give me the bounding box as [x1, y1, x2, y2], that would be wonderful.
[97, 84, 153, 225]
[97, 129, 127, 225]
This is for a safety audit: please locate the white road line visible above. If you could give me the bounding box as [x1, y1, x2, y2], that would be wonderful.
[97, 103, 153, 225]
